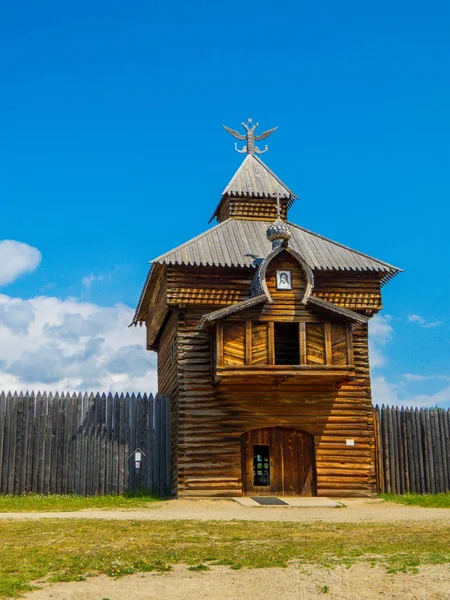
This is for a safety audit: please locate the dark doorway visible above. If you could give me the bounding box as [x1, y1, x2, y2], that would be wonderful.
[274, 323, 300, 365]
[241, 427, 316, 496]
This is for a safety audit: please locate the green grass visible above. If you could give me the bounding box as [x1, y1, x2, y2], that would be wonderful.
[0, 493, 160, 513]
[381, 492, 450, 508]
[0, 519, 449, 598]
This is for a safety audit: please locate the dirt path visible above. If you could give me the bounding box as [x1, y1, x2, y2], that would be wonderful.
[23, 564, 450, 600]
[1, 498, 450, 523]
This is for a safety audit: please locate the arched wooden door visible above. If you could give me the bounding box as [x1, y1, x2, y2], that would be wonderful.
[241, 427, 316, 496]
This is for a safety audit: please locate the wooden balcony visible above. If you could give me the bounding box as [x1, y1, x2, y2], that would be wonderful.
[213, 319, 355, 386]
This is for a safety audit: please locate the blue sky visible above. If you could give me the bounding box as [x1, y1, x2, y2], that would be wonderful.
[0, 0, 449, 405]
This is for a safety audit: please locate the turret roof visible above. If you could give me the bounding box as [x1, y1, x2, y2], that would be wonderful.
[209, 155, 296, 222]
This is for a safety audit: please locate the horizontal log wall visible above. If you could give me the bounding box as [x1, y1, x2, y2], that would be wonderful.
[176, 307, 376, 498]
[165, 265, 383, 312]
[0, 392, 171, 497]
[167, 266, 253, 307]
[157, 312, 179, 496]
[374, 405, 450, 494]
[313, 271, 383, 311]
[216, 196, 289, 223]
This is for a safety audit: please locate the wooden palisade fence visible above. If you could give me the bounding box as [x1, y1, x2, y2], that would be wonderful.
[0, 391, 171, 497]
[374, 405, 450, 494]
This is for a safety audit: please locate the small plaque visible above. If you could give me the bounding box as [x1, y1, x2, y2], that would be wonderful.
[346, 439, 355, 446]
[276, 270, 292, 290]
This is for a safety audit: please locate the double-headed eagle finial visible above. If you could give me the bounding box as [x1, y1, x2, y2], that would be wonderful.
[222, 117, 278, 155]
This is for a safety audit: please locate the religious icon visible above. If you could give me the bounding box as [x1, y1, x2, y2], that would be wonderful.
[276, 270, 292, 290]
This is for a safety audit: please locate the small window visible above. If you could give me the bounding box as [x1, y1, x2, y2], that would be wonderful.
[274, 322, 300, 365]
[253, 445, 270, 486]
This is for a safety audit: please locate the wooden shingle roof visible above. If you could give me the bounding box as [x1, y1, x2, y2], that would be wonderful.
[150, 218, 401, 278]
[222, 155, 296, 199]
[209, 155, 296, 222]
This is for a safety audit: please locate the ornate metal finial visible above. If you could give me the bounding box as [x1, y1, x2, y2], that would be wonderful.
[266, 188, 291, 249]
[222, 117, 278, 155]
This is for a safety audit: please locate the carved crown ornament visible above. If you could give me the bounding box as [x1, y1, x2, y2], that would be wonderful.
[222, 117, 278, 155]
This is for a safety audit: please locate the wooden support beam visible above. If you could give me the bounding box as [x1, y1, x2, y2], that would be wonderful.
[245, 321, 252, 365]
[299, 322, 307, 365]
[216, 321, 223, 367]
[346, 325, 354, 366]
[268, 321, 275, 365]
[325, 323, 332, 365]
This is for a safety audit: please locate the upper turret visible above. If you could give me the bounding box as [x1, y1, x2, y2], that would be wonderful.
[209, 119, 297, 223]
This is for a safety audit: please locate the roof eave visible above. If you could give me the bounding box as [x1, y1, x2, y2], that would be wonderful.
[130, 262, 157, 326]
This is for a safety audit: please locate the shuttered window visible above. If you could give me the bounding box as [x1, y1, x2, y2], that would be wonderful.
[217, 320, 352, 368]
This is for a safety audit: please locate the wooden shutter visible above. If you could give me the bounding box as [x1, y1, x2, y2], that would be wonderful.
[305, 323, 325, 365]
[251, 322, 269, 365]
[223, 321, 246, 365]
[331, 323, 348, 365]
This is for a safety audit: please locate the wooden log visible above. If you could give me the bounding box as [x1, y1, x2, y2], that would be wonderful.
[392, 407, 401, 494]
[49, 392, 59, 494]
[442, 410, 450, 491]
[118, 394, 126, 494]
[80, 393, 89, 496]
[55, 393, 66, 494]
[112, 393, 120, 495]
[124, 393, 131, 494]
[387, 406, 396, 493]
[30, 392, 42, 493]
[42, 393, 53, 495]
[413, 408, 423, 494]
[403, 409, 411, 492]
[99, 393, 107, 495]
[148, 394, 155, 495]
[381, 406, 389, 493]
[432, 410, 445, 493]
[13, 392, 25, 494]
[400, 408, 409, 492]
[7, 392, 19, 494]
[424, 409, 435, 493]
[0, 393, 7, 492]
[105, 393, 113, 495]
[1, 393, 12, 493]
[61, 393, 71, 494]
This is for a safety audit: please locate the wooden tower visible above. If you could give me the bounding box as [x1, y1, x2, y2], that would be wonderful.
[133, 120, 401, 498]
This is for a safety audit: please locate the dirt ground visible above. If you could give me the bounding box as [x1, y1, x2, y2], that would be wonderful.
[23, 564, 450, 600]
[8, 499, 450, 599]
[2, 497, 450, 524]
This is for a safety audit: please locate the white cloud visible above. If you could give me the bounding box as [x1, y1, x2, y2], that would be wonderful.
[369, 317, 450, 408]
[408, 314, 442, 328]
[373, 375, 450, 409]
[0, 293, 157, 394]
[82, 273, 105, 288]
[403, 373, 450, 382]
[369, 314, 393, 368]
[406, 385, 450, 409]
[0, 240, 41, 286]
[372, 375, 400, 406]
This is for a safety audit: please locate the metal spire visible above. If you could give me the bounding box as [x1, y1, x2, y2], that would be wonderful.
[222, 117, 278, 155]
